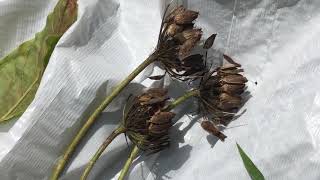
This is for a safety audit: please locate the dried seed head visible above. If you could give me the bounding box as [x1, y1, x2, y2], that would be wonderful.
[197, 57, 247, 128]
[174, 10, 199, 25]
[124, 88, 174, 154]
[201, 121, 227, 141]
[156, 5, 203, 81]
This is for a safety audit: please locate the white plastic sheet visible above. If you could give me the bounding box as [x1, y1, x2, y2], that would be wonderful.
[1, 0, 320, 179]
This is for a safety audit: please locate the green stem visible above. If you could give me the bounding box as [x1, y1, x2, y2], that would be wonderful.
[163, 89, 200, 111]
[80, 126, 126, 180]
[118, 89, 200, 180]
[51, 55, 157, 180]
[118, 146, 140, 180]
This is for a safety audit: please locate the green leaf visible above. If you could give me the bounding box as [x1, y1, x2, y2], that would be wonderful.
[0, 0, 78, 122]
[237, 143, 265, 180]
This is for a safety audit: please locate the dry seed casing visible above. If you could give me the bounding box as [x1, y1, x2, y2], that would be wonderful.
[198, 58, 247, 140]
[152, 5, 206, 81]
[123, 88, 175, 154]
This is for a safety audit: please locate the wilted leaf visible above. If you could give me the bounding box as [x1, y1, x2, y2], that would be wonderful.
[237, 143, 265, 180]
[203, 34, 216, 49]
[0, 0, 78, 122]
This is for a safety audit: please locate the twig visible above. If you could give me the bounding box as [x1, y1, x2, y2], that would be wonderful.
[80, 126, 126, 180]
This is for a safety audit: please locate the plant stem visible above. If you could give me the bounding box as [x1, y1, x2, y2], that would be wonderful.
[80, 126, 126, 180]
[118, 146, 140, 180]
[118, 89, 200, 180]
[163, 89, 199, 111]
[51, 55, 157, 180]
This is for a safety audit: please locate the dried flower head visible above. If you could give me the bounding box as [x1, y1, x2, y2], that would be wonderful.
[153, 5, 204, 81]
[197, 57, 247, 140]
[123, 88, 175, 154]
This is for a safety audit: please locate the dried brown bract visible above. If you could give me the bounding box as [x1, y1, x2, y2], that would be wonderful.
[123, 88, 175, 154]
[153, 5, 205, 81]
[197, 56, 247, 140]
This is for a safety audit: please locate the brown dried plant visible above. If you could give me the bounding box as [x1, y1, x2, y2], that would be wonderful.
[197, 56, 247, 141]
[153, 5, 207, 81]
[123, 88, 175, 154]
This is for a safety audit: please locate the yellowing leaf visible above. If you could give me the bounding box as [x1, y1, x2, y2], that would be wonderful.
[0, 0, 78, 122]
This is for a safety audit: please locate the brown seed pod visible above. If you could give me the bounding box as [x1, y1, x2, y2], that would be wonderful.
[174, 10, 199, 25]
[138, 88, 168, 105]
[219, 84, 245, 94]
[124, 88, 175, 154]
[218, 93, 242, 110]
[201, 121, 227, 141]
[175, 29, 202, 44]
[220, 74, 248, 85]
[220, 64, 240, 70]
[203, 34, 217, 49]
[219, 68, 244, 75]
[223, 54, 241, 67]
[155, 5, 205, 81]
[179, 40, 197, 59]
[149, 123, 173, 134]
[196, 56, 247, 130]
[166, 24, 184, 36]
[149, 111, 175, 124]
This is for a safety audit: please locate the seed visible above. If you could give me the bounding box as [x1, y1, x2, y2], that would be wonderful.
[149, 123, 172, 134]
[174, 10, 199, 25]
[219, 84, 245, 94]
[221, 74, 248, 85]
[201, 121, 227, 141]
[218, 93, 242, 110]
[166, 24, 184, 36]
[138, 88, 168, 105]
[166, 6, 185, 22]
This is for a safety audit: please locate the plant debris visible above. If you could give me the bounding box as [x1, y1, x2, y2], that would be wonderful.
[123, 88, 175, 154]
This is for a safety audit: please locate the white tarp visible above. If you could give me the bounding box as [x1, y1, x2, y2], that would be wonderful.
[1, 0, 320, 179]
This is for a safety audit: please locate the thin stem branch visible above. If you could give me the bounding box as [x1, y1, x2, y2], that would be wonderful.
[163, 89, 199, 111]
[51, 55, 157, 180]
[118, 89, 200, 180]
[80, 126, 126, 180]
[118, 146, 140, 180]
